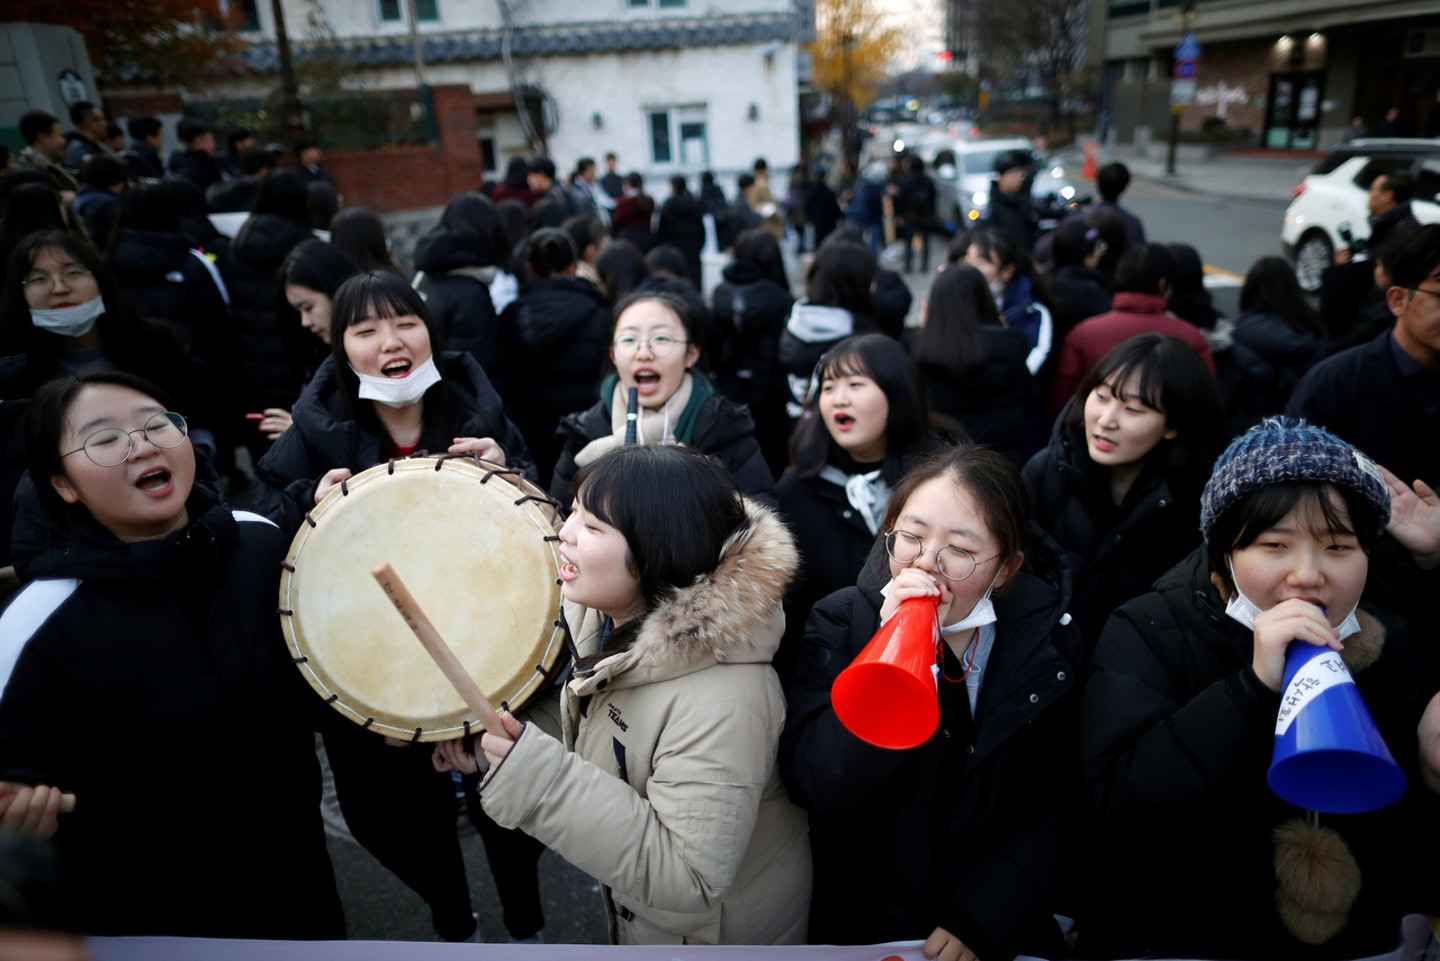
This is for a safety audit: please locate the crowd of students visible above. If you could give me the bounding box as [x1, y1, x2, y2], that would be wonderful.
[2, 108, 1440, 961]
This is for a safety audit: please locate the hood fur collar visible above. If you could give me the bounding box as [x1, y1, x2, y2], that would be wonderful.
[574, 499, 798, 689]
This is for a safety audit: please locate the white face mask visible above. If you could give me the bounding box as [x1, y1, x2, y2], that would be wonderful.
[1223, 558, 1363, 641]
[941, 568, 1004, 634]
[31, 296, 105, 339]
[351, 355, 442, 409]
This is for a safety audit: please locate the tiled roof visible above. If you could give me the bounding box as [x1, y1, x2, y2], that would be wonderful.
[236, 15, 802, 73]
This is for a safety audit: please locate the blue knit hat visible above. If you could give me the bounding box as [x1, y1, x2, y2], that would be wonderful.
[1200, 417, 1390, 541]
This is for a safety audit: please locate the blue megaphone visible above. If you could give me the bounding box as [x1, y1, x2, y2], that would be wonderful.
[1267, 643, 1407, 814]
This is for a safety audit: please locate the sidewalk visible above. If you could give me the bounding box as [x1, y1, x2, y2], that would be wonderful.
[1058, 141, 1318, 205]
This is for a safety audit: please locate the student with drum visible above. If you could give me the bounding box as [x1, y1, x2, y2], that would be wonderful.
[252, 268, 543, 944]
[548, 290, 774, 506]
[780, 443, 1084, 961]
[435, 444, 812, 944]
[1080, 418, 1440, 958]
[0, 370, 343, 938]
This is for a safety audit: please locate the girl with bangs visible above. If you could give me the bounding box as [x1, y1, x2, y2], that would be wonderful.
[1080, 418, 1440, 958]
[252, 269, 543, 945]
[775, 333, 936, 677]
[1023, 333, 1222, 647]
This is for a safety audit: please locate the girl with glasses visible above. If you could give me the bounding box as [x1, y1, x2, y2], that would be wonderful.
[549, 290, 773, 506]
[0, 230, 212, 571]
[781, 443, 1083, 961]
[1023, 333, 1222, 649]
[435, 444, 811, 945]
[251, 268, 541, 944]
[0, 370, 343, 938]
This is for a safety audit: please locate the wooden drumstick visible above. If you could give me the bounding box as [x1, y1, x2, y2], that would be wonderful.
[371, 563, 507, 734]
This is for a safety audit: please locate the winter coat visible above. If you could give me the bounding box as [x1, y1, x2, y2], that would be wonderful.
[611, 194, 656, 252]
[252, 352, 535, 533]
[1022, 416, 1207, 648]
[657, 192, 706, 287]
[108, 226, 232, 366]
[223, 213, 315, 412]
[0, 484, 344, 938]
[205, 177, 261, 214]
[479, 501, 811, 945]
[1047, 264, 1111, 343]
[166, 148, 223, 192]
[1050, 292, 1216, 412]
[998, 273, 1053, 376]
[412, 227, 506, 380]
[500, 275, 612, 483]
[125, 140, 164, 181]
[61, 135, 107, 176]
[985, 186, 1037, 250]
[709, 265, 794, 470]
[1224, 308, 1328, 427]
[1080, 547, 1440, 959]
[549, 375, 775, 507]
[781, 538, 1083, 960]
[907, 325, 1034, 464]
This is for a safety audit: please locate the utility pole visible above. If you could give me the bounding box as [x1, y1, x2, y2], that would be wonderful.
[1165, 1, 1198, 177]
[270, 0, 307, 143]
[404, 0, 439, 145]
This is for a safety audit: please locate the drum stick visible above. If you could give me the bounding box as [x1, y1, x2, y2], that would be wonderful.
[371, 563, 507, 734]
[624, 386, 639, 445]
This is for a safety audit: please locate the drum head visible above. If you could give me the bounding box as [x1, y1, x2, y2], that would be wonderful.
[280, 456, 565, 740]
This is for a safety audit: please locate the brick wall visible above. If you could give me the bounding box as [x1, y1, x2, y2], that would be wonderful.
[103, 90, 185, 119]
[326, 84, 482, 213]
[1177, 37, 1325, 135]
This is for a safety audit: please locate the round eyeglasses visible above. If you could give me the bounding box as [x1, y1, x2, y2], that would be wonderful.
[884, 529, 998, 581]
[21, 266, 95, 296]
[611, 335, 688, 358]
[61, 411, 189, 467]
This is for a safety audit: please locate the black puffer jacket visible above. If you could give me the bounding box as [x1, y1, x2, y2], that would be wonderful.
[1080, 548, 1440, 959]
[166, 148, 223, 192]
[223, 213, 314, 412]
[1048, 264, 1111, 339]
[781, 538, 1082, 960]
[871, 268, 912, 339]
[0, 484, 343, 938]
[908, 326, 1034, 465]
[1225, 309, 1327, 426]
[500, 276, 611, 483]
[412, 228, 506, 381]
[549, 380, 775, 507]
[252, 352, 535, 534]
[1022, 415, 1206, 648]
[109, 226, 232, 366]
[710, 263, 793, 405]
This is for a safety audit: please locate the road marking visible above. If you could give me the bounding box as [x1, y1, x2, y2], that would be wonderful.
[1203, 264, 1243, 288]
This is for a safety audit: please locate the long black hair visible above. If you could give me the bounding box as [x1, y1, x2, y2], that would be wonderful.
[1239, 256, 1323, 336]
[913, 264, 999, 373]
[789, 333, 933, 484]
[730, 229, 787, 288]
[330, 208, 401, 277]
[804, 241, 875, 325]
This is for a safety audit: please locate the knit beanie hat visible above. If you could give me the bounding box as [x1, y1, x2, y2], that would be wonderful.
[1200, 417, 1390, 541]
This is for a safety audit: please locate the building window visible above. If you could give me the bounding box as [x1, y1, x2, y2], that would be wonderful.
[648, 106, 708, 166]
[629, 0, 686, 7]
[219, 0, 261, 31]
[380, 0, 439, 23]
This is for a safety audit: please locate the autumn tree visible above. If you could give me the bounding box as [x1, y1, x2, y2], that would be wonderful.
[808, 0, 903, 155]
[8, 0, 245, 85]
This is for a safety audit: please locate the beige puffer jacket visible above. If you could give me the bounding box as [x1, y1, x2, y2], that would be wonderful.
[479, 500, 812, 945]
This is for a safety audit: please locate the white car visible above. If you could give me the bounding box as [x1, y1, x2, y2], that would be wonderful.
[917, 137, 1089, 235]
[1282, 138, 1440, 292]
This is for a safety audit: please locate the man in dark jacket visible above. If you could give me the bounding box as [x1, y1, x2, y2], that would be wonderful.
[16, 109, 78, 195]
[61, 101, 115, 176]
[894, 154, 936, 273]
[656, 176, 706, 289]
[206, 147, 275, 213]
[985, 149, 1037, 251]
[167, 119, 223, 193]
[598, 152, 624, 201]
[527, 155, 574, 228]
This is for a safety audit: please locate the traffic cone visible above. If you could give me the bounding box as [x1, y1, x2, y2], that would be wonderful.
[832, 596, 941, 750]
[1267, 643, 1407, 814]
[1081, 140, 1099, 182]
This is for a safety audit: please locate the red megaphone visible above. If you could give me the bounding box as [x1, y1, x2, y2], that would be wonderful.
[832, 595, 941, 749]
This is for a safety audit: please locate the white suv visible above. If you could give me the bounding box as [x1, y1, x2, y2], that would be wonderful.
[1282, 139, 1440, 291]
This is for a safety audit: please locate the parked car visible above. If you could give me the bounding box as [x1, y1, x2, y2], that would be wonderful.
[1281, 138, 1440, 291]
[915, 137, 1090, 235]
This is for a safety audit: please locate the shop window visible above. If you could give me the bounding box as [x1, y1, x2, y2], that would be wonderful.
[648, 106, 708, 166]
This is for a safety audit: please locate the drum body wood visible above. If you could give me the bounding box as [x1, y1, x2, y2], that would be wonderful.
[280, 456, 565, 740]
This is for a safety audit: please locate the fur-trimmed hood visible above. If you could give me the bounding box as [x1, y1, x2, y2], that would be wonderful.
[567, 499, 799, 693]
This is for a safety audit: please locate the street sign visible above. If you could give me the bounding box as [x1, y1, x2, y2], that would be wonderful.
[1175, 32, 1201, 60]
[1174, 58, 1198, 80]
[1171, 80, 1196, 107]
